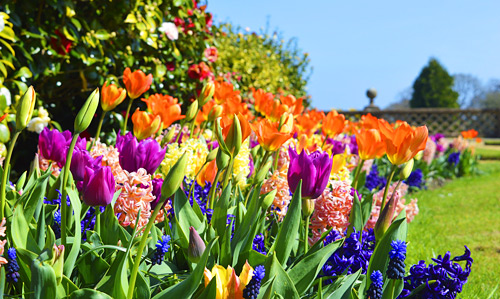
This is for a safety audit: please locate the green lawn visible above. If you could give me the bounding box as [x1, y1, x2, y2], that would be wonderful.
[406, 161, 500, 298]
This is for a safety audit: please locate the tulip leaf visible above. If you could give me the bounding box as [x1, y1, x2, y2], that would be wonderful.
[362, 210, 407, 296]
[213, 181, 231, 237]
[195, 276, 217, 299]
[0, 268, 5, 296]
[95, 250, 129, 298]
[153, 238, 217, 299]
[381, 278, 404, 299]
[271, 181, 302, 266]
[346, 191, 363, 235]
[174, 188, 204, 248]
[35, 204, 46, 250]
[260, 254, 300, 298]
[220, 218, 233, 267]
[69, 288, 113, 298]
[19, 170, 50, 221]
[361, 195, 373, 228]
[100, 205, 131, 248]
[57, 275, 79, 297]
[63, 188, 82, 277]
[134, 270, 151, 299]
[11, 204, 39, 253]
[31, 258, 57, 299]
[288, 239, 343, 295]
[323, 269, 361, 299]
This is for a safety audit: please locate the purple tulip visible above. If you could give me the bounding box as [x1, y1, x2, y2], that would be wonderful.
[116, 132, 166, 174]
[287, 147, 333, 199]
[71, 147, 102, 181]
[82, 165, 115, 206]
[150, 178, 164, 210]
[39, 128, 71, 166]
[326, 139, 346, 155]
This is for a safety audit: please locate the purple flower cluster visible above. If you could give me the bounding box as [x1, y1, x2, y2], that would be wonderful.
[184, 179, 213, 221]
[387, 240, 407, 280]
[448, 152, 460, 167]
[44, 190, 70, 239]
[243, 265, 265, 299]
[252, 233, 266, 255]
[151, 235, 171, 265]
[321, 229, 376, 284]
[431, 133, 446, 153]
[5, 248, 20, 283]
[365, 164, 387, 191]
[81, 206, 105, 241]
[404, 169, 424, 189]
[367, 270, 383, 299]
[398, 246, 473, 298]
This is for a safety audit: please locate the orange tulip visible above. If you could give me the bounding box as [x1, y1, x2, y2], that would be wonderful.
[221, 113, 252, 143]
[123, 67, 153, 100]
[296, 109, 325, 136]
[322, 110, 346, 138]
[461, 129, 478, 139]
[381, 122, 428, 165]
[360, 113, 380, 130]
[251, 88, 274, 115]
[197, 160, 217, 187]
[142, 94, 185, 129]
[101, 81, 126, 112]
[203, 262, 253, 299]
[280, 94, 304, 116]
[131, 109, 161, 140]
[355, 128, 386, 160]
[250, 114, 294, 152]
[196, 100, 216, 125]
[214, 80, 241, 104]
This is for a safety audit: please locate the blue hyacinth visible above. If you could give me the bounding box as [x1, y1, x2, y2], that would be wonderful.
[447, 152, 460, 166]
[367, 270, 383, 299]
[151, 235, 172, 265]
[243, 265, 265, 299]
[365, 164, 387, 191]
[404, 169, 424, 189]
[387, 240, 407, 279]
[5, 248, 20, 283]
[252, 233, 266, 255]
[398, 246, 473, 298]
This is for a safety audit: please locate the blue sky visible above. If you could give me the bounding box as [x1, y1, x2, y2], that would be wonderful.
[208, 0, 500, 110]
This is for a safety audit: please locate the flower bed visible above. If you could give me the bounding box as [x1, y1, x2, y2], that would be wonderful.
[0, 70, 481, 298]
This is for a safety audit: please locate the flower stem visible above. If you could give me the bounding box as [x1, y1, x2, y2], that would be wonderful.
[221, 155, 234, 191]
[352, 159, 365, 190]
[60, 134, 79, 247]
[174, 120, 185, 144]
[208, 169, 222, 210]
[188, 110, 200, 138]
[304, 216, 310, 254]
[95, 207, 101, 235]
[0, 131, 21, 219]
[273, 148, 280, 172]
[127, 201, 163, 299]
[122, 97, 134, 135]
[95, 111, 106, 141]
[255, 150, 272, 177]
[381, 164, 398, 211]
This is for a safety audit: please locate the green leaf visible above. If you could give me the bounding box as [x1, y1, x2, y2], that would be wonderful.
[213, 181, 231, 237]
[31, 258, 57, 298]
[271, 181, 302, 266]
[69, 288, 113, 298]
[360, 195, 373, 228]
[288, 239, 343, 295]
[174, 188, 203, 248]
[63, 187, 82, 277]
[260, 254, 300, 299]
[346, 191, 363, 235]
[195, 276, 217, 299]
[153, 238, 217, 298]
[21, 170, 50, 221]
[324, 269, 361, 299]
[11, 204, 38, 252]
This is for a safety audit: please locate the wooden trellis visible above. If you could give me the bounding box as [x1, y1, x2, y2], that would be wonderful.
[338, 108, 500, 137]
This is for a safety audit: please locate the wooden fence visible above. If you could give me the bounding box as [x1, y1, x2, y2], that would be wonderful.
[338, 108, 500, 137]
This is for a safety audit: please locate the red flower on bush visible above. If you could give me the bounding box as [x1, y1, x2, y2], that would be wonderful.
[187, 62, 213, 81]
[204, 47, 218, 62]
[50, 29, 73, 55]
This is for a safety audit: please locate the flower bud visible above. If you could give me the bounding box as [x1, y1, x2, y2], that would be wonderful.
[199, 81, 215, 106]
[101, 81, 126, 112]
[224, 114, 242, 156]
[216, 148, 229, 170]
[261, 189, 277, 211]
[74, 88, 99, 133]
[302, 198, 315, 218]
[207, 105, 223, 122]
[206, 148, 218, 163]
[16, 86, 36, 131]
[185, 100, 199, 122]
[51, 244, 65, 285]
[161, 127, 177, 146]
[414, 150, 423, 161]
[374, 194, 397, 241]
[400, 158, 414, 180]
[131, 109, 161, 140]
[161, 153, 188, 200]
[188, 226, 206, 263]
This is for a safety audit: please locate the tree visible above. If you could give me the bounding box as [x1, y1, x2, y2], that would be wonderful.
[410, 58, 459, 108]
[453, 73, 484, 107]
[470, 79, 500, 108]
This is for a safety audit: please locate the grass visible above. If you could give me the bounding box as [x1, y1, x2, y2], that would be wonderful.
[406, 161, 500, 298]
[475, 147, 500, 160]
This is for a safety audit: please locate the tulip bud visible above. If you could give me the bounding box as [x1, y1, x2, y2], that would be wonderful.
[374, 194, 397, 241]
[15, 86, 36, 131]
[161, 153, 188, 200]
[261, 189, 277, 211]
[74, 88, 99, 133]
[224, 114, 242, 156]
[131, 109, 161, 140]
[51, 244, 65, 285]
[302, 198, 315, 218]
[400, 158, 414, 180]
[161, 127, 177, 146]
[206, 148, 218, 163]
[188, 226, 206, 263]
[185, 100, 199, 122]
[82, 165, 115, 206]
[216, 148, 229, 170]
[254, 159, 272, 184]
[214, 118, 230, 155]
[208, 105, 223, 122]
[199, 81, 215, 106]
[414, 150, 423, 161]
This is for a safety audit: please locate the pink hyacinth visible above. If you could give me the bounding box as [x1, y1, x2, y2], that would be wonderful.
[309, 180, 353, 244]
[422, 139, 436, 165]
[366, 182, 419, 230]
[261, 169, 292, 221]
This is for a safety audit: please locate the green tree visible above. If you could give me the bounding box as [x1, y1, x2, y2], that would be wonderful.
[410, 58, 459, 108]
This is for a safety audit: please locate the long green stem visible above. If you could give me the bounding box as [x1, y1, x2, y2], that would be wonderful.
[255, 150, 272, 177]
[0, 131, 20, 219]
[273, 149, 280, 172]
[221, 155, 234, 192]
[127, 200, 164, 299]
[95, 111, 106, 141]
[188, 110, 199, 138]
[95, 207, 101, 235]
[304, 216, 310, 254]
[381, 165, 398, 211]
[60, 134, 79, 247]
[352, 159, 365, 190]
[208, 169, 222, 210]
[122, 97, 134, 135]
